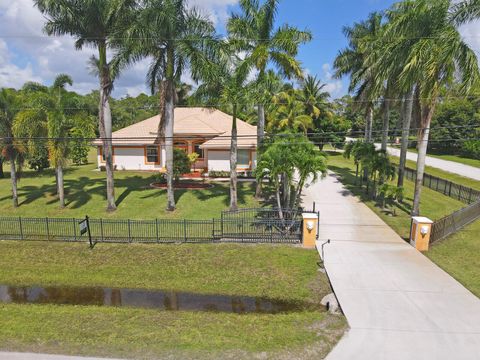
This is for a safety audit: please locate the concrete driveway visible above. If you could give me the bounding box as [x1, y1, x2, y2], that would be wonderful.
[302, 173, 480, 359]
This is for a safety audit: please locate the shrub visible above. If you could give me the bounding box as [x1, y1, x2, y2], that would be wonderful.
[462, 140, 480, 159]
[173, 148, 191, 182]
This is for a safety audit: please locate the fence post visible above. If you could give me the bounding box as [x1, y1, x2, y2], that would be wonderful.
[73, 218, 77, 241]
[448, 182, 452, 197]
[302, 213, 319, 249]
[184, 219, 187, 243]
[19, 217, 24, 240]
[100, 218, 104, 242]
[221, 212, 224, 238]
[468, 188, 473, 204]
[128, 219, 132, 243]
[46, 217, 50, 240]
[155, 219, 159, 244]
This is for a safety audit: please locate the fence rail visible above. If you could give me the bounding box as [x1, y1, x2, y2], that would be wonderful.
[404, 167, 480, 204]
[0, 209, 304, 244]
[430, 200, 480, 244]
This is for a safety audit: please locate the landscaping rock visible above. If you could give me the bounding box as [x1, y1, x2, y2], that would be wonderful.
[321, 293, 340, 314]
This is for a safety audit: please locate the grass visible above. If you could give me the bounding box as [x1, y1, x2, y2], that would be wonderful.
[0, 150, 258, 219]
[0, 242, 347, 359]
[391, 145, 480, 168]
[326, 151, 466, 239]
[426, 220, 480, 298]
[326, 151, 480, 298]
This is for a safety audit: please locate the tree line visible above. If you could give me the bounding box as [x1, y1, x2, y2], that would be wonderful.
[1, 0, 480, 217]
[333, 0, 480, 216]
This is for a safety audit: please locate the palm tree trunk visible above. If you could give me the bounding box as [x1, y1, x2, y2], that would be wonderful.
[230, 104, 238, 211]
[276, 183, 284, 220]
[98, 43, 116, 212]
[10, 158, 18, 208]
[165, 47, 176, 212]
[164, 79, 175, 211]
[365, 103, 373, 142]
[412, 102, 436, 216]
[0, 157, 4, 178]
[57, 164, 65, 208]
[381, 98, 390, 151]
[397, 88, 415, 187]
[255, 104, 265, 198]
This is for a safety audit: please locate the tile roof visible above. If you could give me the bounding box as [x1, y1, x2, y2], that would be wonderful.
[93, 107, 257, 148]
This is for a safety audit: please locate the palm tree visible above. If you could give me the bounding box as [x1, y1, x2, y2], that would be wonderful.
[297, 75, 331, 120]
[194, 47, 252, 211]
[270, 89, 314, 133]
[49, 74, 74, 208]
[34, 0, 136, 212]
[228, 0, 312, 196]
[387, 0, 480, 215]
[334, 12, 384, 143]
[451, 0, 480, 24]
[114, 0, 217, 211]
[0, 89, 21, 207]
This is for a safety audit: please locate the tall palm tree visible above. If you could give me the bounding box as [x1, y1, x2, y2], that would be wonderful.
[451, 0, 480, 24]
[228, 0, 312, 196]
[334, 12, 384, 143]
[114, 0, 217, 211]
[270, 89, 314, 133]
[34, 0, 136, 212]
[0, 89, 21, 208]
[297, 75, 330, 120]
[194, 47, 252, 211]
[387, 0, 480, 215]
[49, 74, 74, 208]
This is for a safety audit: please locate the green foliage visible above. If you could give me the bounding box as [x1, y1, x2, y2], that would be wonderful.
[173, 148, 190, 182]
[187, 152, 199, 167]
[27, 146, 50, 172]
[69, 114, 97, 166]
[462, 140, 480, 159]
[257, 135, 327, 212]
[429, 97, 480, 153]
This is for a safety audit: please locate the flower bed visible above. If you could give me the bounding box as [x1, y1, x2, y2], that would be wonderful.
[150, 182, 213, 190]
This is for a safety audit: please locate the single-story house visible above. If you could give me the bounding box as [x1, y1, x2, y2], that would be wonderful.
[94, 107, 257, 173]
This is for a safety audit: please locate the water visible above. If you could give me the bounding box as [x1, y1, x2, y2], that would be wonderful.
[0, 285, 307, 314]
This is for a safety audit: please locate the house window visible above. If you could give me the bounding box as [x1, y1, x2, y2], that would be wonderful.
[238, 150, 250, 167]
[193, 143, 204, 159]
[146, 146, 159, 163]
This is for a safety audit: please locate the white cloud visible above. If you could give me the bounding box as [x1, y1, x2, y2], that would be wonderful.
[0, 0, 238, 98]
[0, 39, 42, 88]
[320, 63, 344, 98]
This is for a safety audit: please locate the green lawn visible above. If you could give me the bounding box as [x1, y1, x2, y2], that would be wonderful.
[326, 151, 466, 239]
[426, 220, 480, 298]
[0, 242, 346, 359]
[0, 150, 258, 219]
[326, 151, 480, 298]
[390, 145, 480, 170]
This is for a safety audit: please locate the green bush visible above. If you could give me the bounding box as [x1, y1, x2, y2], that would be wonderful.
[462, 140, 480, 160]
[173, 148, 191, 182]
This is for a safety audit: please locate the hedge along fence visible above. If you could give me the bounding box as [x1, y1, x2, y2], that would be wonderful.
[404, 167, 480, 204]
[0, 212, 304, 244]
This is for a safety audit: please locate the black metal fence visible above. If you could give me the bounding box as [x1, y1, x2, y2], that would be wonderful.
[404, 167, 480, 204]
[430, 200, 480, 244]
[0, 208, 306, 244]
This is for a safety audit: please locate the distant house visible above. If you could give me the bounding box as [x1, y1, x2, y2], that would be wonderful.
[94, 107, 257, 173]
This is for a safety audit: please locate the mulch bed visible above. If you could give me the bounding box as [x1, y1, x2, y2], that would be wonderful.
[150, 182, 213, 190]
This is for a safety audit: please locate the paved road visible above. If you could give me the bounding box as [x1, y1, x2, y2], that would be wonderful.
[302, 173, 480, 360]
[0, 353, 124, 360]
[381, 144, 480, 181]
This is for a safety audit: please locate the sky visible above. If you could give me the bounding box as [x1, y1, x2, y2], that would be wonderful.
[1, 0, 480, 99]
